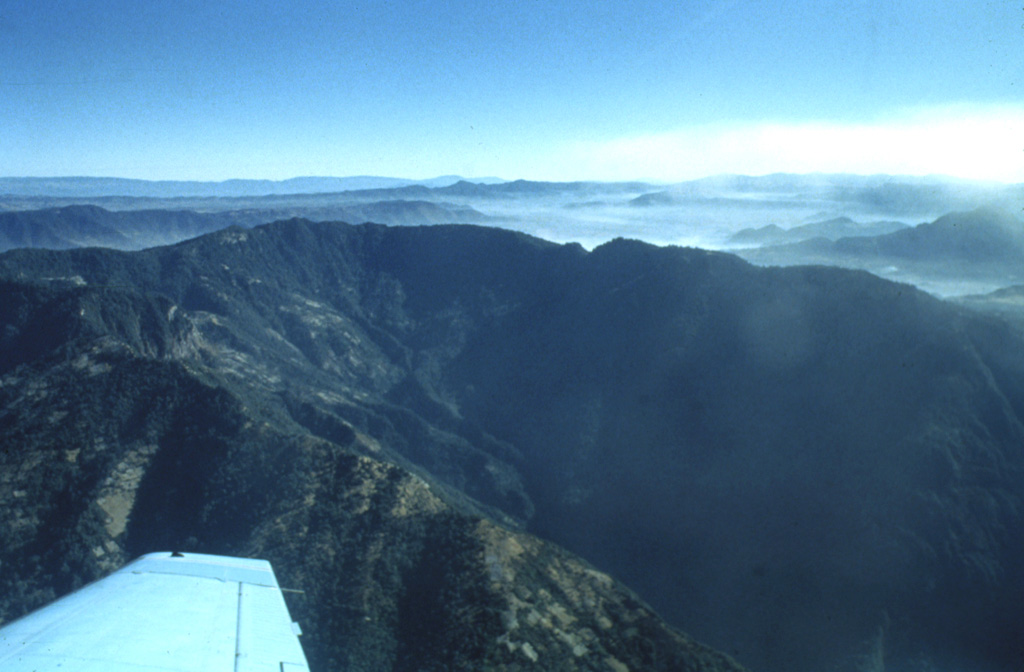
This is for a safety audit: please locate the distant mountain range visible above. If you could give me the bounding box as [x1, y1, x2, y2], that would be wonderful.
[0, 175, 507, 198]
[0, 205, 246, 251]
[0, 202, 493, 252]
[3, 219, 1024, 671]
[631, 173, 1024, 218]
[2, 174, 1020, 264]
[955, 284, 1024, 330]
[6, 173, 1018, 216]
[736, 208, 1024, 295]
[727, 215, 909, 246]
[4, 201, 1023, 302]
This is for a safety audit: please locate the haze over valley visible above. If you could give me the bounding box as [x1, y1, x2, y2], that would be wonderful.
[3, 173, 1022, 296]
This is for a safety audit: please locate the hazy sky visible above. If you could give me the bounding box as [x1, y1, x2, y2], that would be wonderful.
[2, 0, 1021, 181]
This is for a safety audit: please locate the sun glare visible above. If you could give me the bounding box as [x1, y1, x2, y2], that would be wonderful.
[562, 105, 1024, 183]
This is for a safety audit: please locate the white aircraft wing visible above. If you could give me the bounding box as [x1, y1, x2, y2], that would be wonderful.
[0, 552, 310, 672]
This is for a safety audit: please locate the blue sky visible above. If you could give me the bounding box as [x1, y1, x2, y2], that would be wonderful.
[1, 0, 1021, 181]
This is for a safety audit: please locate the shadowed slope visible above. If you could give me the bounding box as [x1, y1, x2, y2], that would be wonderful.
[2, 219, 1024, 671]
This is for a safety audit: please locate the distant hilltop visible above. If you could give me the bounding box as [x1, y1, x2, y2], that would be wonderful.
[0, 175, 508, 198]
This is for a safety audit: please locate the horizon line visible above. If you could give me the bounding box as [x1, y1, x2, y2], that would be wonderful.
[0, 172, 1019, 186]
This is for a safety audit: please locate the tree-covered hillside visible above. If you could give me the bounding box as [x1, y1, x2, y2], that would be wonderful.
[2, 219, 1024, 671]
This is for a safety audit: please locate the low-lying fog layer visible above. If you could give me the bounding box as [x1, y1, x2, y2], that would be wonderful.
[1, 174, 1022, 298]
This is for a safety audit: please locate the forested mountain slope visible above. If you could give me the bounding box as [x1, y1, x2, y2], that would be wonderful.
[2, 219, 1024, 671]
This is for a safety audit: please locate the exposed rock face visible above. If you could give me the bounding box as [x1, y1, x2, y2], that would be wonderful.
[2, 219, 1024, 671]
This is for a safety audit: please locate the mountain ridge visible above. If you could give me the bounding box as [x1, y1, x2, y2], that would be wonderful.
[728, 215, 909, 246]
[737, 207, 1024, 294]
[0, 175, 508, 198]
[0, 203, 495, 252]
